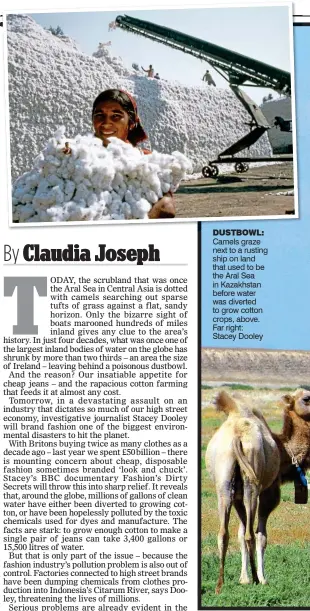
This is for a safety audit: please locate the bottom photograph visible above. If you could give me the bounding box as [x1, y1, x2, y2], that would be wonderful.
[200, 348, 310, 608]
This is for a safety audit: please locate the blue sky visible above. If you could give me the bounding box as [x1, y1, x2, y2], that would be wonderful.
[30, 6, 291, 104]
[201, 24, 310, 351]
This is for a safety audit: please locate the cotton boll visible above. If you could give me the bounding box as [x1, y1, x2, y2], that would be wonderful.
[34, 209, 51, 222]
[130, 178, 141, 190]
[74, 182, 90, 203]
[26, 172, 41, 189]
[66, 158, 76, 173]
[133, 188, 142, 202]
[79, 148, 92, 161]
[107, 138, 127, 157]
[139, 199, 152, 214]
[36, 178, 51, 195]
[83, 208, 97, 221]
[124, 190, 135, 205]
[112, 172, 123, 189]
[160, 182, 171, 194]
[13, 186, 27, 201]
[34, 190, 56, 207]
[97, 163, 115, 189]
[73, 170, 85, 185]
[160, 169, 172, 182]
[121, 202, 133, 218]
[117, 188, 126, 200]
[13, 203, 35, 222]
[42, 206, 60, 221]
[20, 204, 33, 220]
[92, 202, 109, 220]
[172, 150, 193, 170]
[64, 180, 76, 200]
[72, 161, 86, 181]
[52, 185, 65, 205]
[83, 178, 92, 188]
[32, 193, 56, 212]
[16, 188, 35, 204]
[146, 174, 162, 194]
[113, 159, 126, 175]
[110, 200, 122, 214]
[124, 159, 141, 175]
[98, 191, 112, 206]
[46, 154, 61, 167]
[86, 192, 99, 207]
[119, 179, 127, 191]
[67, 204, 89, 221]
[20, 190, 37, 204]
[47, 174, 64, 188]
[144, 189, 158, 204]
[131, 198, 151, 220]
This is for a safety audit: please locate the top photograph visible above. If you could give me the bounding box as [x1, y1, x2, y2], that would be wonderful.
[5, 4, 296, 224]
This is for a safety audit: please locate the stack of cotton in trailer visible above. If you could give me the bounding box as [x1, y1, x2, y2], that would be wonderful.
[7, 14, 272, 183]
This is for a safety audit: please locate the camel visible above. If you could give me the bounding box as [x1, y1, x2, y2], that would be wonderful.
[255, 389, 310, 583]
[206, 390, 280, 593]
[205, 389, 310, 593]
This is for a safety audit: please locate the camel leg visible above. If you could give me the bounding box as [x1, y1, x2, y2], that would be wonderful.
[215, 491, 232, 594]
[233, 499, 250, 584]
[243, 478, 259, 584]
[256, 481, 280, 584]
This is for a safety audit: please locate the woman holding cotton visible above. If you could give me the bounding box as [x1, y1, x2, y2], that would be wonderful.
[92, 89, 176, 219]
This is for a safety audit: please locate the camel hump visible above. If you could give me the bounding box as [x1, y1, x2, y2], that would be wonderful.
[232, 437, 259, 485]
[215, 390, 239, 415]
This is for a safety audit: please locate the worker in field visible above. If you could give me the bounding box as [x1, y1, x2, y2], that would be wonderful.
[141, 64, 155, 78]
[202, 70, 216, 86]
[154, 73, 160, 80]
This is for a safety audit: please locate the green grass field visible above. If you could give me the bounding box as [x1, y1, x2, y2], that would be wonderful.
[201, 386, 310, 608]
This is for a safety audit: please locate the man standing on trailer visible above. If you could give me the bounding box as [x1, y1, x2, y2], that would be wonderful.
[142, 64, 155, 78]
[202, 70, 216, 86]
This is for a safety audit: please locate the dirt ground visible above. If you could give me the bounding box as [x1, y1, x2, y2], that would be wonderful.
[201, 348, 310, 388]
[174, 162, 294, 218]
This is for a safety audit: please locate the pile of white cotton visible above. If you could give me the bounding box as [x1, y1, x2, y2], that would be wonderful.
[12, 127, 192, 222]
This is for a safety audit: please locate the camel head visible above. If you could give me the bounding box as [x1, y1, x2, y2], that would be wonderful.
[282, 389, 310, 420]
[214, 390, 239, 415]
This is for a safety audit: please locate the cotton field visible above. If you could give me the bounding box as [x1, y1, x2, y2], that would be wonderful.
[7, 13, 272, 186]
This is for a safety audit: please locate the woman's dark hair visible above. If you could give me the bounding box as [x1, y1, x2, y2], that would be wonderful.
[92, 89, 148, 146]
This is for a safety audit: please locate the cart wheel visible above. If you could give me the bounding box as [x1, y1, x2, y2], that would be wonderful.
[202, 165, 212, 178]
[235, 162, 248, 173]
[210, 165, 219, 177]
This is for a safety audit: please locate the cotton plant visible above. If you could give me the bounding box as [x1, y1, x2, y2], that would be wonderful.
[12, 127, 192, 222]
